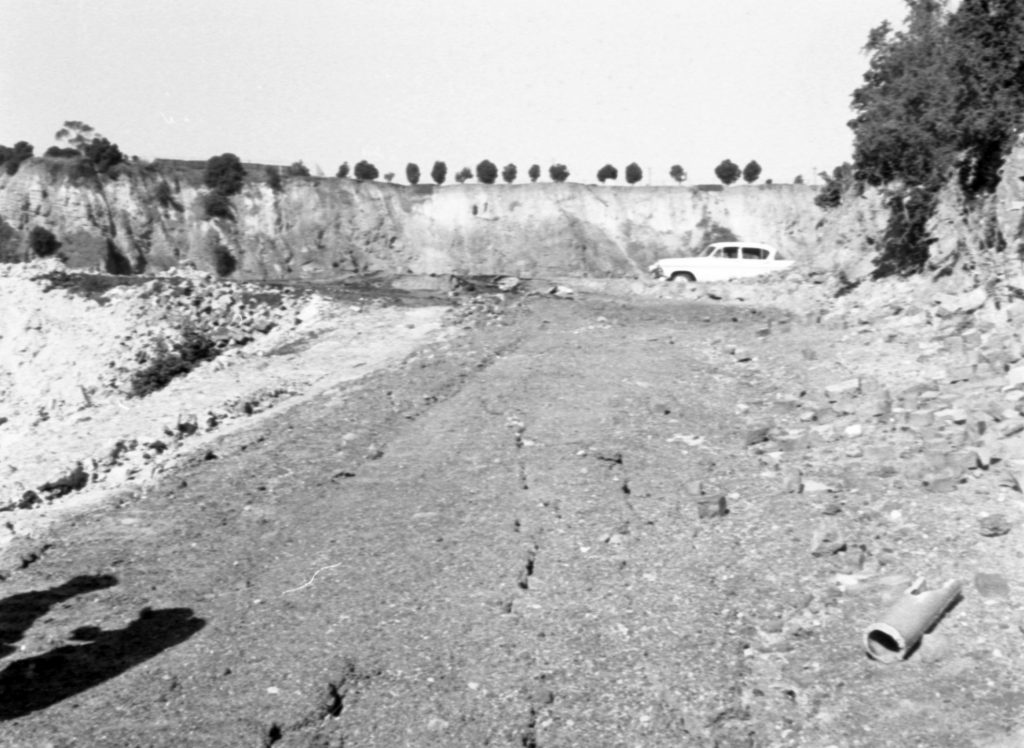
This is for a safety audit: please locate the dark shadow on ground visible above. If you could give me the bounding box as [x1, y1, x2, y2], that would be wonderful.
[0, 606, 205, 720]
[0, 574, 118, 659]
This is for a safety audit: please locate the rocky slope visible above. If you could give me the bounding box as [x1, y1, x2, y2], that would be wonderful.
[0, 161, 840, 280]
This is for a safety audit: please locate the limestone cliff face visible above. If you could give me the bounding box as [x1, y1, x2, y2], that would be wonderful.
[0, 162, 830, 279]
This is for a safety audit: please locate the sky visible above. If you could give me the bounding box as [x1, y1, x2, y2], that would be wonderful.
[0, 0, 912, 185]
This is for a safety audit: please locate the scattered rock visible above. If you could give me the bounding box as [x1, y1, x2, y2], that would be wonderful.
[974, 572, 1011, 599]
[978, 514, 1012, 537]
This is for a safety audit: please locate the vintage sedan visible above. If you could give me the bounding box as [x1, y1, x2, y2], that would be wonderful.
[649, 242, 794, 282]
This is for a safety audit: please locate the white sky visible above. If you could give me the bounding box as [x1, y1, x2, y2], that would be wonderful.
[0, 0, 910, 185]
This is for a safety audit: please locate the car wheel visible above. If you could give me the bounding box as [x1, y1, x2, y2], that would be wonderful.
[669, 272, 696, 282]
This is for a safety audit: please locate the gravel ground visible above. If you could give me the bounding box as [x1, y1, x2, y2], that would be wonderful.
[0, 282, 1021, 746]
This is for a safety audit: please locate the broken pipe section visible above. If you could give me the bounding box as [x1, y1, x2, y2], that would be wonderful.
[863, 578, 963, 663]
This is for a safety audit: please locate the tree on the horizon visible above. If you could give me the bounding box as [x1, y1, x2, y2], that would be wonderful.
[669, 164, 687, 183]
[406, 162, 420, 185]
[266, 166, 283, 192]
[336, 161, 350, 178]
[454, 166, 473, 183]
[204, 153, 246, 195]
[502, 163, 517, 183]
[476, 159, 498, 184]
[742, 160, 762, 183]
[431, 160, 447, 185]
[549, 163, 569, 182]
[714, 159, 741, 185]
[794, 174, 805, 185]
[353, 160, 379, 181]
[528, 164, 540, 182]
[597, 164, 618, 183]
[625, 162, 643, 185]
[54, 120, 124, 174]
[384, 172, 395, 182]
[284, 160, 310, 177]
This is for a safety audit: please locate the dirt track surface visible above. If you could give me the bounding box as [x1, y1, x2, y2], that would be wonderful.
[1, 292, 1022, 747]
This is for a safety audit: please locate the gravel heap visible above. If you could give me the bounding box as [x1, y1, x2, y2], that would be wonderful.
[0, 260, 325, 431]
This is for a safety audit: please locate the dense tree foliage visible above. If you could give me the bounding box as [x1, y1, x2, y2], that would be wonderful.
[1, 141, 34, 175]
[669, 164, 687, 184]
[406, 162, 420, 185]
[353, 160, 379, 181]
[597, 164, 618, 183]
[502, 163, 517, 183]
[204, 153, 246, 196]
[431, 161, 447, 185]
[549, 164, 569, 182]
[284, 161, 310, 177]
[742, 160, 762, 184]
[528, 164, 540, 182]
[848, 0, 1024, 273]
[476, 159, 498, 184]
[336, 161, 350, 178]
[714, 159, 741, 185]
[45, 146, 81, 158]
[53, 121, 124, 174]
[625, 162, 643, 185]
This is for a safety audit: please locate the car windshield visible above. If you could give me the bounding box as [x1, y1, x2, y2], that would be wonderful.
[700, 244, 738, 258]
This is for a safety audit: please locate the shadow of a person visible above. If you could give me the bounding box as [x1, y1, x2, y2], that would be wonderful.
[0, 574, 118, 659]
[0, 606, 206, 720]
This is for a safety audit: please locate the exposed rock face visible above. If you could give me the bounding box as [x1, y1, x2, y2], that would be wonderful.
[0, 162, 831, 279]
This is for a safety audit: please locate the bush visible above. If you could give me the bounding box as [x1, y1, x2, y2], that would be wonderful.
[714, 159, 741, 185]
[431, 161, 447, 185]
[28, 226, 60, 257]
[266, 166, 283, 193]
[353, 160, 379, 181]
[284, 161, 310, 178]
[3, 141, 34, 175]
[336, 161, 350, 178]
[528, 164, 540, 182]
[84, 137, 124, 175]
[476, 159, 498, 184]
[212, 243, 237, 276]
[454, 167, 472, 183]
[129, 328, 219, 398]
[742, 160, 762, 184]
[549, 163, 569, 182]
[154, 180, 183, 210]
[597, 164, 617, 183]
[204, 153, 245, 196]
[202, 192, 234, 220]
[406, 162, 420, 185]
[669, 164, 687, 184]
[625, 162, 643, 185]
[502, 163, 517, 183]
[45, 146, 81, 158]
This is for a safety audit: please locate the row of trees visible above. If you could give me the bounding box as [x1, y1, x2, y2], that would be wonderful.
[841, 0, 1024, 274]
[0, 121, 126, 177]
[333, 159, 763, 185]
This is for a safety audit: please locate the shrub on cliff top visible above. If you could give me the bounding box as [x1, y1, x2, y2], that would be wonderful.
[431, 161, 447, 185]
[669, 165, 688, 184]
[549, 164, 569, 183]
[597, 164, 617, 183]
[454, 167, 472, 184]
[476, 159, 498, 184]
[336, 161, 350, 179]
[625, 162, 643, 185]
[2, 141, 34, 175]
[502, 163, 517, 183]
[353, 160, 379, 181]
[528, 164, 540, 182]
[714, 159, 741, 185]
[204, 153, 246, 196]
[742, 160, 763, 184]
[406, 162, 420, 185]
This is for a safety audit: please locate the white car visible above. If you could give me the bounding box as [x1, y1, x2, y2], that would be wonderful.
[649, 242, 794, 282]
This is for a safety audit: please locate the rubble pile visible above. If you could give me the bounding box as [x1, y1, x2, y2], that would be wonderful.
[0, 260, 324, 429]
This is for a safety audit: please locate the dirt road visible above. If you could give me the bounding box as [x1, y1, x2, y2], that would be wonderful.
[1, 293, 1021, 746]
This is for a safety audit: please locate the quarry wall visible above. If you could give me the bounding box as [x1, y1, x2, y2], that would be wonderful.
[1, 148, 1021, 282]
